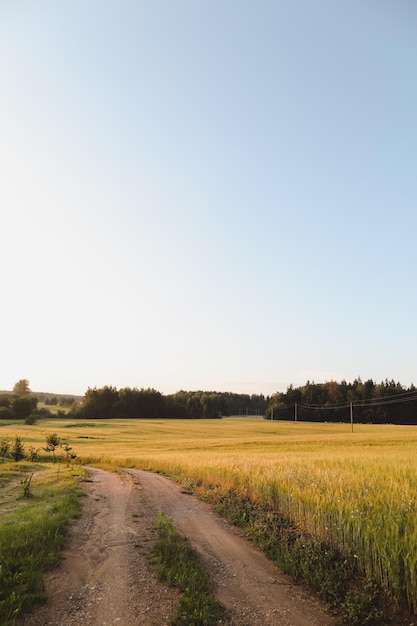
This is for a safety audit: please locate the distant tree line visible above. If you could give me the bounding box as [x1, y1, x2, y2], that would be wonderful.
[69, 386, 270, 419]
[267, 379, 417, 425]
[43, 396, 74, 406]
[8, 377, 417, 424]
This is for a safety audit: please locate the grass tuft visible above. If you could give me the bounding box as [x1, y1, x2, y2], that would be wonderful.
[154, 512, 227, 625]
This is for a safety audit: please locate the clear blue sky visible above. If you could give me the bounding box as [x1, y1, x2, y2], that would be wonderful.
[1, 1, 416, 397]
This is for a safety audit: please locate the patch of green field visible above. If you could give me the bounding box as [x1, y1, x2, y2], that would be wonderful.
[37, 403, 71, 415]
[0, 462, 86, 624]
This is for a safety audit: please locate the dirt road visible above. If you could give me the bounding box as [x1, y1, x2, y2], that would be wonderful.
[18, 468, 335, 626]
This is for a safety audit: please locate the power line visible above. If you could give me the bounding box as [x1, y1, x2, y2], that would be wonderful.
[273, 391, 417, 412]
[298, 401, 349, 410]
[354, 395, 417, 408]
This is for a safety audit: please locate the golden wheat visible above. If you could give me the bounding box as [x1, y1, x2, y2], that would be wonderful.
[3, 418, 417, 611]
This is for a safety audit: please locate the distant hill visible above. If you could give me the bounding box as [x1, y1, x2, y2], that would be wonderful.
[0, 390, 83, 403]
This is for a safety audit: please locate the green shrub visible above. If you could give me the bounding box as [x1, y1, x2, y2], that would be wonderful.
[11, 436, 25, 462]
[0, 407, 14, 421]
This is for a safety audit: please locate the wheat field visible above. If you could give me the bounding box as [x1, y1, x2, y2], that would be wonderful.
[3, 418, 417, 613]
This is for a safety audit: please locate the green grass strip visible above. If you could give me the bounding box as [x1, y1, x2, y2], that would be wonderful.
[154, 512, 227, 626]
[0, 466, 84, 625]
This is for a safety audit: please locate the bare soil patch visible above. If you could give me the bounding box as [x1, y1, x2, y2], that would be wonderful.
[17, 468, 335, 625]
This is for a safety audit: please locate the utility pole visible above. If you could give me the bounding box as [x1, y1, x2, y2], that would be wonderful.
[350, 401, 354, 433]
[295, 402, 298, 421]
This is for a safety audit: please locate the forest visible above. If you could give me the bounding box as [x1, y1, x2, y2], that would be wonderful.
[268, 378, 417, 425]
[71, 387, 269, 419]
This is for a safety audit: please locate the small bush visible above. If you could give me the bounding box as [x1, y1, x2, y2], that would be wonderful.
[25, 414, 37, 425]
[0, 407, 14, 421]
[0, 438, 10, 461]
[11, 436, 25, 462]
